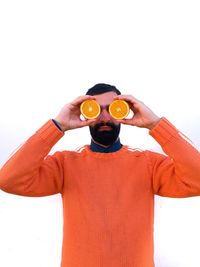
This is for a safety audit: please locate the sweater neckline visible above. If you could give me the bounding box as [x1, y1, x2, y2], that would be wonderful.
[90, 139, 123, 153]
[84, 144, 129, 158]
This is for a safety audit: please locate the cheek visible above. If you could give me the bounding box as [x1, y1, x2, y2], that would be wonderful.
[89, 119, 120, 127]
[113, 121, 120, 126]
[90, 121, 98, 127]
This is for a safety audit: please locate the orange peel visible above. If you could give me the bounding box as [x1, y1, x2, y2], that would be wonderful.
[80, 99, 101, 119]
[109, 100, 130, 119]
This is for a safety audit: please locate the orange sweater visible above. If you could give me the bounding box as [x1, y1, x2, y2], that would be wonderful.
[0, 117, 200, 267]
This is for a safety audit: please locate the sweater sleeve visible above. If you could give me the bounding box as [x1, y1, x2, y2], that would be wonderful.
[148, 117, 200, 197]
[0, 120, 65, 197]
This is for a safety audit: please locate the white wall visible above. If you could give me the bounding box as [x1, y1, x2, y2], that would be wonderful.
[0, 0, 200, 266]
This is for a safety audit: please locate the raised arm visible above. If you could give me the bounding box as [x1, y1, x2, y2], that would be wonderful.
[115, 94, 200, 197]
[149, 118, 200, 197]
[0, 95, 95, 196]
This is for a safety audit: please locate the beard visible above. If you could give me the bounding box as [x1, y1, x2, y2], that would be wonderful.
[89, 122, 121, 146]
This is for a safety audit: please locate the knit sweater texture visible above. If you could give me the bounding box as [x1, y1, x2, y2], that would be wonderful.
[0, 117, 200, 267]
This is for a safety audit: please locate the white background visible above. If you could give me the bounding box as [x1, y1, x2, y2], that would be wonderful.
[0, 0, 200, 266]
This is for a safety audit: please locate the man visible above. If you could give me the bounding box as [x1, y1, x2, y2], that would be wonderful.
[0, 83, 200, 267]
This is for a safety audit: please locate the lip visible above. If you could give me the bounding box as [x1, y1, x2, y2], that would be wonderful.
[98, 126, 112, 131]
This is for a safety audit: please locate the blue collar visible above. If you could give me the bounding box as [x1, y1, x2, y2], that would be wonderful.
[90, 139, 123, 153]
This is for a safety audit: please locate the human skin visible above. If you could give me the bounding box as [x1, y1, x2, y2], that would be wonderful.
[54, 92, 161, 132]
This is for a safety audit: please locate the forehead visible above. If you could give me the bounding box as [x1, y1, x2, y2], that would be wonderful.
[94, 92, 118, 106]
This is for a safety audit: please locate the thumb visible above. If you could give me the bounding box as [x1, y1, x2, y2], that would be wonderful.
[80, 118, 96, 128]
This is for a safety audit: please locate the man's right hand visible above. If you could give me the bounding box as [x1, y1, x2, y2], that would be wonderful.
[54, 95, 96, 132]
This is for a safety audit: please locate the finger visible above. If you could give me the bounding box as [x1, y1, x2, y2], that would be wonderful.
[71, 95, 96, 106]
[80, 118, 97, 127]
[113, 94, 141, 105]
[115, 118, 133, 125]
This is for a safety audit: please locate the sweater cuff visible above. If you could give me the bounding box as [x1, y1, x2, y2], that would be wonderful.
[149, 117, 179, 146]
[36, 119, 64, 146]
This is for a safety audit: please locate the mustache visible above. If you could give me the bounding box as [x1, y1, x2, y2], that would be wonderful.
[93, 122, 118, 131]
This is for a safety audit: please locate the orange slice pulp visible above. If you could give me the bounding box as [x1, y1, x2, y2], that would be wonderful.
[109, 100, 130, 119]
[80, 99, 101, 119]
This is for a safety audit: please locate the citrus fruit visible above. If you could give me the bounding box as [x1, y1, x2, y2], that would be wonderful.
[80, 99, 101, 119]
[109, 100, 130, 119]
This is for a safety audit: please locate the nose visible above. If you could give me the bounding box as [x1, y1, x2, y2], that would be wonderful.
[98, 108, 111, 122]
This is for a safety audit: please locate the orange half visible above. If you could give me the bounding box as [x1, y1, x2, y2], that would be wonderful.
[80, 99, 101, 119]
[109, 100, 130, 119]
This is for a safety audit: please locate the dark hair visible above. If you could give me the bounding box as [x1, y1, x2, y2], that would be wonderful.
[86, 83, 121, 96]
